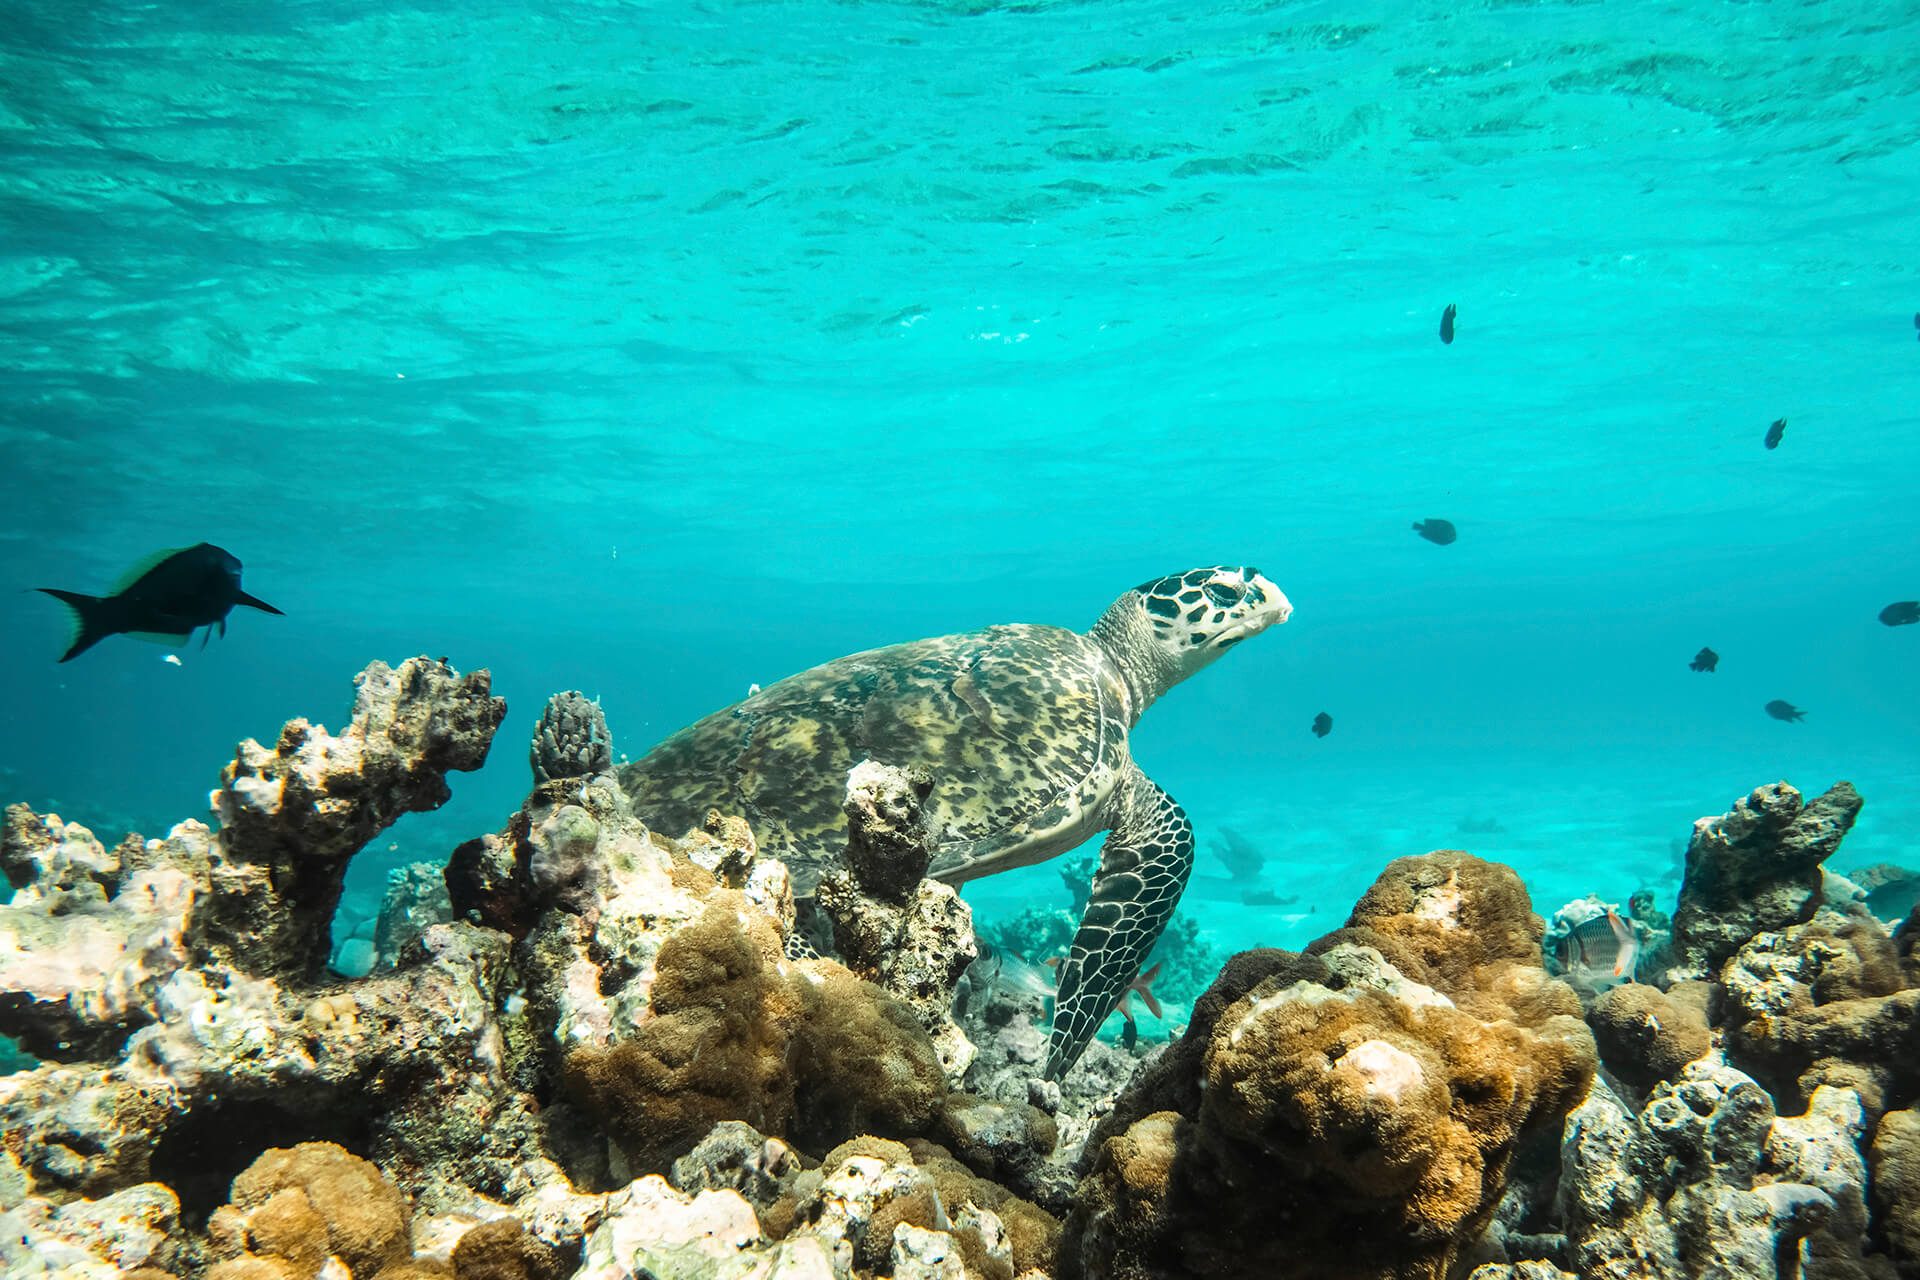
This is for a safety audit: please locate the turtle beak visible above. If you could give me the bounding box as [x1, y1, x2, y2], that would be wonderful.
[1245, 573, 1293, 629]
[1213, 576, 1292, 648]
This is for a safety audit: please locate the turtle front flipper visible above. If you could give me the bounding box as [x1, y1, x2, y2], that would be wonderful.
[1045, 766, 1195, 1081]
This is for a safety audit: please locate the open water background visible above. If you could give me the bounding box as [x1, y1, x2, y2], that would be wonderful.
[3, 0, 1917, 1015]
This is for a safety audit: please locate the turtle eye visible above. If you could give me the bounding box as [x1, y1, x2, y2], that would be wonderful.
[1203, 582, 1242, 607]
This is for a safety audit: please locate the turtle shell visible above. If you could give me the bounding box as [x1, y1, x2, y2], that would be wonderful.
[619, 623, 1130, 894]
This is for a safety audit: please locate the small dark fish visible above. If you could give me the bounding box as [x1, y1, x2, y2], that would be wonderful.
[1555, 907, 1639, 991]
[1914, 312, 1918, 340]
[1311, 711, 1332, 738]
[1765, 699, 1806, 723]
[36, 543, 282, 663]
[1689, 646, 1719, 673]
[1120, 1019, 1138, 1050]
[1439, 303, 1457, 344]
[1880, 601, 1919, 627]
[1764, 418, 1786, 449]
[1412, 518, 1457, 545]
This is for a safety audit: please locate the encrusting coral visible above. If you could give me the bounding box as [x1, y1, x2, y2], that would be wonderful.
[1559, 1063, 1887, 1280]
[206, 658, 507, 978]
[0, 659, 525, 1224]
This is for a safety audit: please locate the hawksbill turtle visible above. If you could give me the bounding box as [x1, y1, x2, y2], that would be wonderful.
[618, 565, 1292, 1079]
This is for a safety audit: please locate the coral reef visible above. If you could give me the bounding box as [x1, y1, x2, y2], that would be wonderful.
[1539, 778, 1917, 1279]
[1062, 852, 1596, 1280]
[1871, 1105, 1920, 1278]
[0, 661, 522, 1214]
[529, 692, 612, 786]
[1719, 913, 1920, 1117]
[0, 1182, 181, 1279]
[207, 657, 507, 978]
[816, 761, 979, 1084]
[1587, 981, 1712, 1091]
[0, 807, 198, 1059]
[13, 660, 1920, 1280]
[1667, 780, 1862, 982]
[1559, 1065, 1885, 1280]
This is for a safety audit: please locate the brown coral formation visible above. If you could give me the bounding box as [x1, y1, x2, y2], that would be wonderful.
[207, 1142, 411, 1280]
[1589, 981, 1712, 1091]
[1872, 1105, 1920, 1279]
[1062, 852, 1596, 1280]
[561, 894, 949, 1172]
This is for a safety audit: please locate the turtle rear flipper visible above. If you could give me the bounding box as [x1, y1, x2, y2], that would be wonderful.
[1045, 767, 1194, 1081]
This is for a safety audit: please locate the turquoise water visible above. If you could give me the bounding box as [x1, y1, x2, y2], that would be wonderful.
[3, 0, 1918, 1020]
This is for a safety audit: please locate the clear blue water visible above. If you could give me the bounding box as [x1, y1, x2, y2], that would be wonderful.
[3, 0, 1918, 1024]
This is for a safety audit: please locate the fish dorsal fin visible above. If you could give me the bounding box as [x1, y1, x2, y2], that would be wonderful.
[110, 547, 194, 595]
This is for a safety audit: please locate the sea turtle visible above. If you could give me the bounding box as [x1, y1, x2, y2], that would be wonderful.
[618, 566, 1293, 1079]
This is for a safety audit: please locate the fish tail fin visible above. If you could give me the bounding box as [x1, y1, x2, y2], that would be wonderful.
[1606, 909, 1638, 977]
[234, 589, 284, 615]
[35, 588, 118, 662]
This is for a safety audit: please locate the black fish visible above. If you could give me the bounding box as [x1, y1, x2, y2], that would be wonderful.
[1689, 646, 1718, 673]
[1764, 418, 1786, 449]
[1120, 1019, 1138, 1051]
[1880, 601, 1919, 627]
[1914, 312, 1918, 340]
[1765, 699, 1805, 723]
[1311, 711, 1332, 738]
[1412, 518, 1457, 545]
[36, 543, 282, 663]
[1439, 303, 1457, 345]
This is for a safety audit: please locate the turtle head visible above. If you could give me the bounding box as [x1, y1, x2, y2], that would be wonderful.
[1090, 566, 1292, 721]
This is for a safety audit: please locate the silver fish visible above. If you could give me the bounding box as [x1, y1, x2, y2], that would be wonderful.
[1556, 907, 1639, 991]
